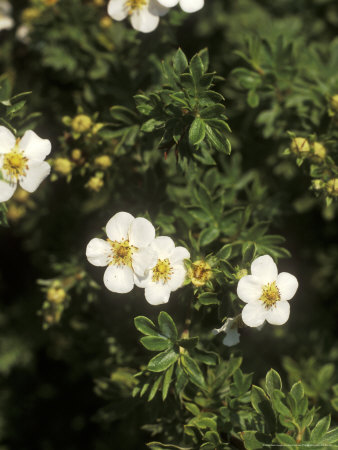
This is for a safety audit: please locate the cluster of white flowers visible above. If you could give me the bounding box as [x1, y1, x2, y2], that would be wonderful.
[107, 0, 204, 33]
[0, 0, 14, 32]
[86, 211, 190, 305]
[0, 126, 52, 203]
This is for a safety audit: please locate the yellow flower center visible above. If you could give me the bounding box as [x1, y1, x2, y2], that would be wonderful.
[2, 144, 28, 181]
[108, 239, 137, 268]
[188, 260, 211, 287]
[152, 258, 173, 284]
[126, 0, 147, 14]
[260, 281, 280, 309]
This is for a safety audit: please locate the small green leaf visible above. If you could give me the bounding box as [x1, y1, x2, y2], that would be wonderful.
[216, 244, 232, 260]
[173, 48, 188, 74]
[198, 292, 220, 305]
[271, 390, 292, 418]
[251, 386, 276, 433]
[266, 369, 282, 397]
[241, 431, 270, 450]
[189, 54, 204, 84]
[140, 336, 171, 351]
[199, 227, 220, 247]
[162, 364, 174, 401]
[148, 348, 179, 373]
[158, 311, 178, 341]
[247, 90, 259, 107]
[276, 433, 297, 447]
[177, 337, 199, 349]
[148, 375, 163, 402]
[310, 415, 331, 443]
[189, 117, 206, 146]
[134, 316, 158, 336]
[181, 354, 206, 389]
[290, 381, 304, 403]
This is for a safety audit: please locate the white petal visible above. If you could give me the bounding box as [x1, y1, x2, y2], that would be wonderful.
[179, 0, 204, 13]
[0, 126, 15, 153]
[167, 264, 186, 291]
[237, 275, 262, 303]
[150, 236, 175, 259]
[242, 301, 266, 328]
[265, 301, 290, 325]
[276, 272, 298, 301]
[155, 0, 178, 7]
[0, 16, 14, 30]
[86, 238, 111, 267]
[145, 285, 171, 305]
[0, 1, 12, 14]
[19, 130, 51, 161]
[149, 0, 169, 16]
[222, 329, 240, 347]
[19, 160, 51, 193]
[212, 318, 233, 335]
[134, 272, 151, 288]
[105, 211, 134, 242]
[0, 179, 16, 202]
[251, 255, 278, 284]
[169, 246, 190, 264]
[107, 0, 128, 20]
[132, 247, 157, 276]
[130, 7, 160, 33]
[103, 264, 134, 293]
[129, 217, 155, 247]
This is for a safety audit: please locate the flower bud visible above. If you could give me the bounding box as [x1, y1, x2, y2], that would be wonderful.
[71, 115, 92, 133]
[330, 94, 338, 113]
[7, 204, 26, 222]
[188, 260, 212, 287]
[47, 286, 66, 304]
[100, 16, 113, 28]
[71, 149, 82, 161]
[312, 142, 326, 161]
[21, 7, 41, 22]
[290, 137, 310, 155]
[311, 179, 324, 191]
[94, 155, 112, 169]
[326, 179, 338, 197]
[86, 176, 104, 192]
[54, 158, 72, 175]
[235, 268, 248, 280]
[13, 188, 30, 203]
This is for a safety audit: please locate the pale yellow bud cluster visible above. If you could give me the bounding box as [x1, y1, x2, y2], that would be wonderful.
[54, 158, 73, 176]
[86, 176, 104, 192]
[94, 155, 112, 169]
[188, 260, 212, 287]
[47, 285, 66, 304]
[71, 115, 93, 133]
[290, 137, 327, 162]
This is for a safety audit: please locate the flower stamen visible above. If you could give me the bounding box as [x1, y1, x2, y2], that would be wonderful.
[260, 281, 280, 309]
[108, 239, 137, 268]
[152, 258, 173, 284]
[3, 143, 28, 181]
[126, 0, 147, 14]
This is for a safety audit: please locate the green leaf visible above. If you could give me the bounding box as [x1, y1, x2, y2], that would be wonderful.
[271, 390, 292, 418]
[148, 375, 163, 401]
[140, 336, 171, 351]
[148, 348, 179, 373]
[189, 54, 204, 84]
[205, 124, 231, 154]
[251, 386, 276, 433]
[177, 337, 199, 349]
[241, 431, 271, 450]
[161, 364, 174, 401]
[147, 442, 192, 450]
[134, 316, 158, 336]
[198, 292, 220, 306]
[198, 48, 209, 71]
[173, 48, 188, 74]
[322, 427, 338, 445]
[216, 244, 232, 260]
[199, 227, 220, 247]
[290, 381, 304, 403]
[247, 90, 259, 107]
[181, 354, 206, 389]
[185, 402, 200, 416]
[158, 311, 178, 341]
[189, 117, 206, 146]
[266, 369, 282, 397]
[276, 433, 297, 447]
[310, 415, 331, 443]
[192, 348, 219, 366]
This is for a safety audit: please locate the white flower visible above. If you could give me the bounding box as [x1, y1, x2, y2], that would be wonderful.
[107, 0, 169, 33]
[135, 236, 190, 305]
[86, 212, 157, 294]
[156, 0, 204, 13]
[213, 318, 240, 347]
[237, 255, 298, 328]
[0, 126, 52, 202]
[0, 0, 14, 31]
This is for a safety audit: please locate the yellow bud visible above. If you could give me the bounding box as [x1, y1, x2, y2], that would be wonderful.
[47, 286, 66, 304]
[7, 204, 26, 222]
[93, 0, 105, 5]
[235, 268, 248, 280]
[13, 188, 30, 203]
[100, 16, 113, 28]
[21, 8, 41, 23]
[94, 155, 112, 169]
[71, 114, 92, 133]
[290, 137, 310, 155]
[326, 179, 338, 197]
[330, 94, 338, 112]
[87, 176, 104, 192]
[54, 158, 73, 175]
[71, 149, 82, 161]
[312, 179, 324, 190]
[188, 260, 212, 287]
[312, 142, 326, 160]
